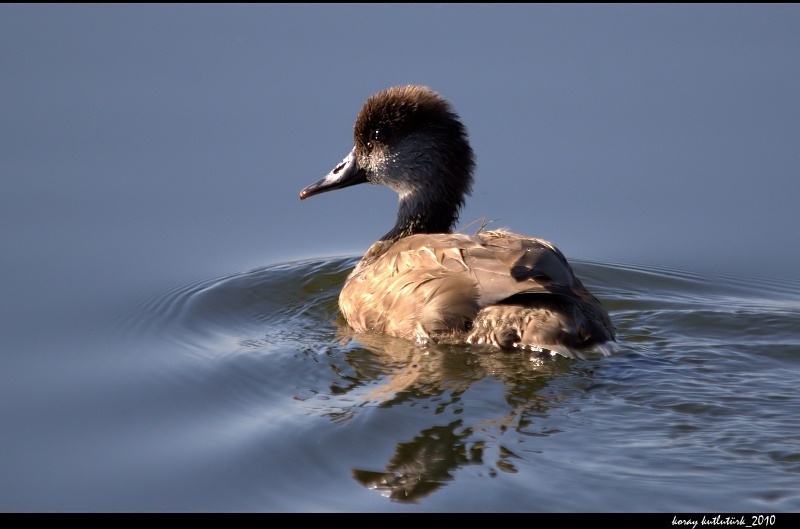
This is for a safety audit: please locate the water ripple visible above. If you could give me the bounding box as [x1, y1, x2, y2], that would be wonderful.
[113, 257, 800, 509]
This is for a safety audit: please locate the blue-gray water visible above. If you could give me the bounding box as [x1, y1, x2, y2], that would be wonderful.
[5, 257, 800, 512]
[2, 4, 800, 513]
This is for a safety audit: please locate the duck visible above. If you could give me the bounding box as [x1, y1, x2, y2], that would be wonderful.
[300, 85, 615, 355]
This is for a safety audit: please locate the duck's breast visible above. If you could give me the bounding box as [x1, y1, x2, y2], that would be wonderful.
[339, 234, 478, 341]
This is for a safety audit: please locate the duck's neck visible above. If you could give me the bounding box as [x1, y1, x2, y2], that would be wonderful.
[381, 192, 462, 241]
[378, 134, 474, 242]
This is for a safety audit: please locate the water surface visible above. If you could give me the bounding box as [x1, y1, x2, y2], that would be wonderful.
[3, 4, 800, 513]
[7, 257, 796, 511]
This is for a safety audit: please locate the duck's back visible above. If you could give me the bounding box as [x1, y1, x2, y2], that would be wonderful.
[339, 229, 615, 351]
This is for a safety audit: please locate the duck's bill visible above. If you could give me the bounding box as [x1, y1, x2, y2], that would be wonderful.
[299, 147, 368, 200]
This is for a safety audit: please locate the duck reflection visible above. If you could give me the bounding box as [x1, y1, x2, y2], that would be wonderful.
[332, 328, 579, 503]
[351, 419, 480, 502]
[334, 328, 569, 404]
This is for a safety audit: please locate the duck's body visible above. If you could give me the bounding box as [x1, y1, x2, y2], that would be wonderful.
[300, 85, 615, 354]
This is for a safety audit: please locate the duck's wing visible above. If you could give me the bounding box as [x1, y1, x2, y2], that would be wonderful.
[458, 230, 579, 306]
[457, 230, 615, 350]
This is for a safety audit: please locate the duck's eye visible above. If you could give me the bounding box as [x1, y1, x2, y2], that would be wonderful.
[372, 129, 386, 143]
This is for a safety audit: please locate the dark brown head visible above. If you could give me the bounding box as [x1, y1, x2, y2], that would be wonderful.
[300, 85, 475, 240]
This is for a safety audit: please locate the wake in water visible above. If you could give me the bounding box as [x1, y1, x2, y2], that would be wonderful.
[119, 257, 800, 507]
[126, 256, 800, 401]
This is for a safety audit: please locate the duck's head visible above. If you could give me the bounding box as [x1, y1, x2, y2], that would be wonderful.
[300, 85, 475, 240]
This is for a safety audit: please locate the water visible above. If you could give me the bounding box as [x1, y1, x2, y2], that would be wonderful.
[3, 4, 800, 513]
[6, 256, 796, 512]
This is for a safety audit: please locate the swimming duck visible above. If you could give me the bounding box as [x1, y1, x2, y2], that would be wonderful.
[300, 85, 615, 354]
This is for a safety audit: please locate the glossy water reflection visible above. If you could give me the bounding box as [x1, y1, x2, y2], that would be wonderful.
[110, 257, 800, 510]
